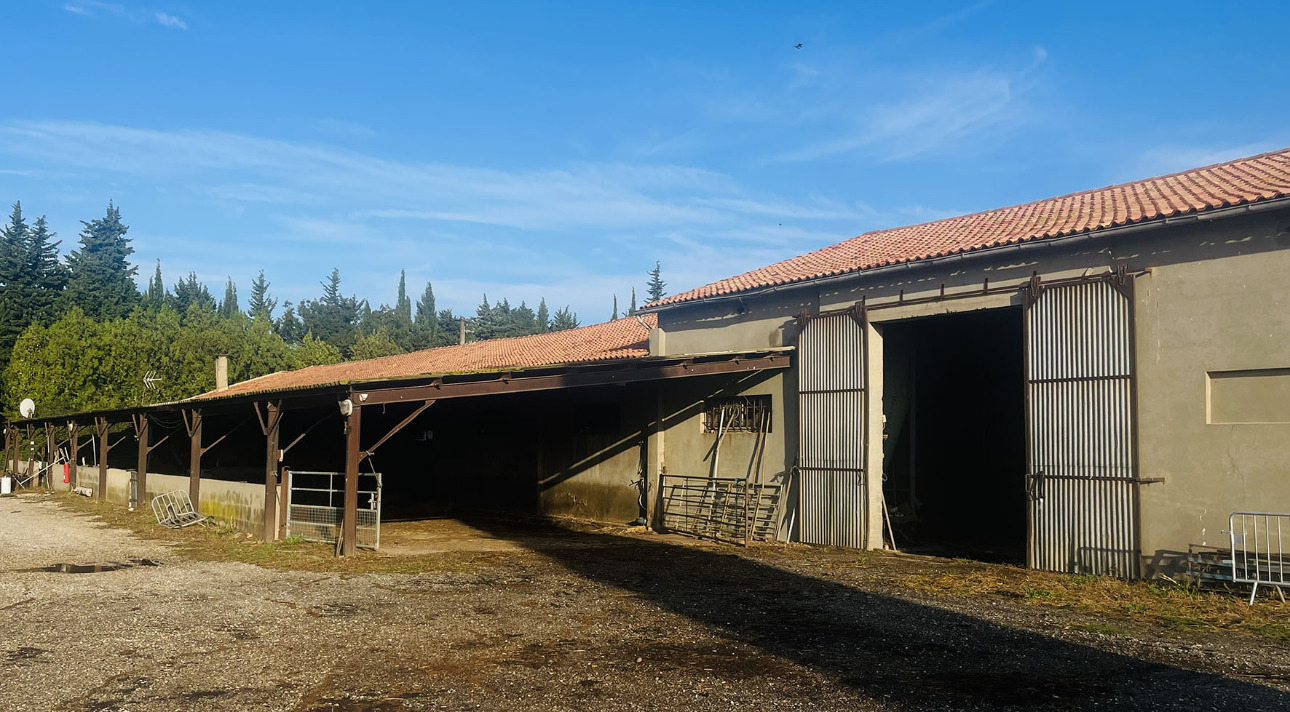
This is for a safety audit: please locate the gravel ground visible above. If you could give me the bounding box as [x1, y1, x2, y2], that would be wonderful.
[1, 493, 1288, 711]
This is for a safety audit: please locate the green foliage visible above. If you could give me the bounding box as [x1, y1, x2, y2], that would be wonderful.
[646, 260, 666, 302]
[395, 270, 412, 325]
[64, 202, 139, 320]
[291, 332, 343, 369]
[247, 269, 277, 322]
[351, 329, 406, 360]
[0, 197, 601, 415]
[298, 268, 363, 354]
[170, 272, 216, 318]
[144, 261, 165, 311]
[219, 277, 239, 318]
[551, 305, 579, 331]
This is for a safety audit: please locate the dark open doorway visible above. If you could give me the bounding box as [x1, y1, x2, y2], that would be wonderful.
[881, 308, 1027, 564]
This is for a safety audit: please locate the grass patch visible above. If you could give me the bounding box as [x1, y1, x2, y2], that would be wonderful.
[885, 554, 1289, 643]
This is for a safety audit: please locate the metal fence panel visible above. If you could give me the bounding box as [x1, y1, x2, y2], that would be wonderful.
[1229, 511, 1290, 604]
[1026, 280, 1139, 576]
[285, 470, 382, 550]
[797, 311, 867, 548]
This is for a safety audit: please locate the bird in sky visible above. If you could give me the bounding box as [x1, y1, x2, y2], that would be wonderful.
[794, 43, 803, 49]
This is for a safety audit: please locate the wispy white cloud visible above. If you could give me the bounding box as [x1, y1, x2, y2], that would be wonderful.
[0, 121, 871, 234]
[0, 120, 927, 316]
[64, 1, 187, 30]
[773, 47, 1048, 163]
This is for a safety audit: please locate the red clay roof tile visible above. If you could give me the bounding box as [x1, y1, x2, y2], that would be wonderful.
[652, 146, 1290, 307]
[199, 314, 656, 399]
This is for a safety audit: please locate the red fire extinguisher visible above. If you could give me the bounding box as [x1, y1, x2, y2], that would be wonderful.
[64, 463, 71, 484]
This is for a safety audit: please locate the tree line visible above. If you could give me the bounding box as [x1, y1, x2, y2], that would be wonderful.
[0, 201, 667, 418]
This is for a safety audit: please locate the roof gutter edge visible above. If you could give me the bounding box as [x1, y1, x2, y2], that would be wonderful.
[642, 195, 1290, 313]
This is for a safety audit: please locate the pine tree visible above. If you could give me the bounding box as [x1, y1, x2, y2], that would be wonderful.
[145, 261, 166, 310]
[247, 269, 277, 321]
[0, 203, 31, 367]
[219, 277, 239, 318]
[7, 215, 67, 330]
[298, 268, 360, 353]
[536, 298, 550, 332]
[551, 306, 579, 331]
[64, 201, 139, 319]
[612, 294, 619, 320]
[395, 270, 412, 324]
[646, 261, 666, 302]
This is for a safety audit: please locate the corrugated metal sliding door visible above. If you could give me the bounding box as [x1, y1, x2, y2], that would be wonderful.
[1025, 277, 1139, 576]
[797, 308, 867, 548]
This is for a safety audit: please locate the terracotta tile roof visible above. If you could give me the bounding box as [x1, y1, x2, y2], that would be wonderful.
[652, 146, 1290, 307]
[199, 314, 656, 399]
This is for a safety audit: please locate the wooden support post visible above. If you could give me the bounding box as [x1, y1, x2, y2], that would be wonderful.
[342, 404, 362, 556]
[45, 422, 55, 490]
[133, 414, 150, 508]
[96, 418, 109, 500]
[68, 421, 79, 489]
[185, 410, 203, 508]
[25, 425, 34, 484]
[256, 402, 283, 541]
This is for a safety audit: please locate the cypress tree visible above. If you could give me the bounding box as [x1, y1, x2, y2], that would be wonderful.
[219, 277, 239, 318]
[612, 294, 619, 320]
[64, 201, 139, 319]
[646, 261, 666, 302]
[247, 269, 277, 321]
[536, 298, 550, 332]
[145, 261, 165, 310]
[396, 270, 412, 324]
[629, 287, 637, 316]
[415, 282, 436, 325]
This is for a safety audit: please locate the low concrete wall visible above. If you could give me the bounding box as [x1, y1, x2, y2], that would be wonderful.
[21, 459, 265, 535]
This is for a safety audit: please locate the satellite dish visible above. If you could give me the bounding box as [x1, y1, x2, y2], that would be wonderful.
[19, 399, 35, 419]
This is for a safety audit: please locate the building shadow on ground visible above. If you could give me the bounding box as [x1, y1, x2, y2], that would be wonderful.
[458, 515, 1287, 710]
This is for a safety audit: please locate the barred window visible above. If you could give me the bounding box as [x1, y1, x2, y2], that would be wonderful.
[702, 396, 772, 433]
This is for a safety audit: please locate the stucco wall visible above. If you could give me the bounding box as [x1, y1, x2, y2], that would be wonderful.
[1133, 220, 1290, 570]
[651, 208, 1290, 567]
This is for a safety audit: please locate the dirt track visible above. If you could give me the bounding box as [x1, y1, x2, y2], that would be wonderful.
[2, 493, 1288, 711]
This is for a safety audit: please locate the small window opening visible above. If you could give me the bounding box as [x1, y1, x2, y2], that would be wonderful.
[702, 396, 772, 433]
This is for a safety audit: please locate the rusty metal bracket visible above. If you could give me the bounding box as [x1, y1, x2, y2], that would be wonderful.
[361, 400, 435, 458]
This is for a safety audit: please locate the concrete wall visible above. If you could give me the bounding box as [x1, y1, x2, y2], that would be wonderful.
[37, 459, 267, 534]
[651, 207, 1290, 570]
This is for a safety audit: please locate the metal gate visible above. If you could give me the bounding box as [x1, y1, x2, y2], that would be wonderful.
[285, 470, 382, 549]
[796, 307, 868, 548]
[1025, 277, 1139, 576]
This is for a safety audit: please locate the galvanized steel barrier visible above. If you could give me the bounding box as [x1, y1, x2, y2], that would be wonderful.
[285, 470, 382, 550]
[1228, 511, 1289, 604]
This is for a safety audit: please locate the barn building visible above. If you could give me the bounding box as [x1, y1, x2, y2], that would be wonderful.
[6, 146, 1290, 578]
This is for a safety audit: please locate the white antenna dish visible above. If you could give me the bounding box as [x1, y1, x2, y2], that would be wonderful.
[19, 399, 35, 419]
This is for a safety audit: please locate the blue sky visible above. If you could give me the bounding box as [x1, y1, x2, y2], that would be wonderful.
[1, 1, 1288, 322]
